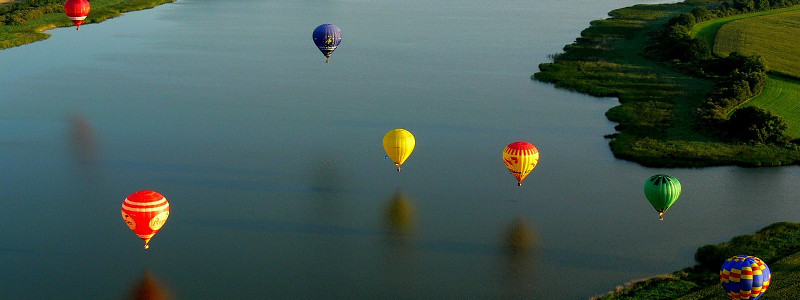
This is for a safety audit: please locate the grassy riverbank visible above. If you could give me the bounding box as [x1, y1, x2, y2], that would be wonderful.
[0, 0, 175, 50]
[593, 222, 800, 299]
[533, 1, 800, 167]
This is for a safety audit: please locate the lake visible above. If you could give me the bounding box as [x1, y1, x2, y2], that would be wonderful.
[2, 0, 799, 298]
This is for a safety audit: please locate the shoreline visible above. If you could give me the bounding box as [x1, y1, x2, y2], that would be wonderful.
[0, 0, 177, 50]
[592, 221, 800, 299]
[532, 1, 800, 168]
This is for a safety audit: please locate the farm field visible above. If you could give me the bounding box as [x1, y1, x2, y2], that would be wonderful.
[743, 76, 800, 139]
[690, 5, 800, 56]
[713, 9, 800, 79]
[711, 9, 800, 139]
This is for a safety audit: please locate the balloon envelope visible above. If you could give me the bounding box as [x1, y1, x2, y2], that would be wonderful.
[383, 128, 415, 172]
[502, 141, 539, 186]
[121, 190, 170, 249]
[643, 174, 681, 220]
[64, 0, 90, 30]
[720, 255, 771, 300]
[312, 24, 342, 63]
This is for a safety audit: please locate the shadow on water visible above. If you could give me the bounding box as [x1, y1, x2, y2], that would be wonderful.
[126, 269, 172, 300]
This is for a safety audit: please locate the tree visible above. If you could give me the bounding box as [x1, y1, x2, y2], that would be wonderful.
[691, 7, 713, 22]
[668, 12, 696, 28]
[685, 38, 711, 61]
[728, 106, 789, 143]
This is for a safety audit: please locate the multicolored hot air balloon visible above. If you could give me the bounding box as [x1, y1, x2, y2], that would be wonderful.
[121, 190, 170, 249]
[502, 141, 539, 186]
[312, 24, 342, 63]
[64, 0, 90, 30]
[383, 128, 415, 172]
[643, 174, 681, 221]
[720, 255, 771, 300]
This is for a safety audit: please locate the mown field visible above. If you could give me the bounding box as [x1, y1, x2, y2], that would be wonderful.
[706, 8, 800, 139]
[713, 9, 800, 79]
[0, 0, 175, 50]
[742, 76, 800, 138]
[690, 5, 800, 55]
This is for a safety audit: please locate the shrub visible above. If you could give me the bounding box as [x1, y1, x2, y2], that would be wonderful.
[727, 106, 789, 143]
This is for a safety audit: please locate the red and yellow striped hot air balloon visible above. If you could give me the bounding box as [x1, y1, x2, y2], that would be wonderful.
[121, 190, 170, 249]
[502, 141, 539, 186]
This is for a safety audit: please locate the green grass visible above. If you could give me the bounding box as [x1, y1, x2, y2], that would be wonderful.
[712, 9, 800, 79]
[0, 0, 175, 50]
[743, 76, 800, 138]
[701, 8, 800, 139]
[690, 5, 800, 54]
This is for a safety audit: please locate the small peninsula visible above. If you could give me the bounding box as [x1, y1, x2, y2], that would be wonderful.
[0, 0, 175, 50]
[533, 0, 800, 167]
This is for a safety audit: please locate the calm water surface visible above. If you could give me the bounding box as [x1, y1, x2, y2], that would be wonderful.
[2, 0, 799, 298]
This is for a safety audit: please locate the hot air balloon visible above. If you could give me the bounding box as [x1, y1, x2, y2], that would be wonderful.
[312, 24, 342, 63]
[502, 141, 539, 186]
[64, 0, 90, 30]
[643, 174, 681, 221]
[720, 255, 771, 300]
[383, 128, 415, 172]
[121, 190, 170, 249]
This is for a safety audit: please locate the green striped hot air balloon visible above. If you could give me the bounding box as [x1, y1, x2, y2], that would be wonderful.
[643, 174, 681, 221]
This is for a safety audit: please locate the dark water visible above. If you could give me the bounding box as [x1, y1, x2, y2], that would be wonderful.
[2, 0, 799, 298]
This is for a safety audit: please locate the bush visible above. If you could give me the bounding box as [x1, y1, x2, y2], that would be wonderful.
[728, 106, 789, 143]
[691, 6, 713, 22]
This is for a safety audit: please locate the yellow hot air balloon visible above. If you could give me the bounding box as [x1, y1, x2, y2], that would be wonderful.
[383, 128, 415, 172]
[502, 141, 539, 186]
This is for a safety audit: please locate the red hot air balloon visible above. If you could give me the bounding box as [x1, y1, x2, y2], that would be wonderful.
[64, 0, 90, 30]
[121, 190, 170, 249]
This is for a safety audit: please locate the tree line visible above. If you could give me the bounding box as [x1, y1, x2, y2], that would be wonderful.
[647, 1, 797, 144]
[0, 0, 64, 26]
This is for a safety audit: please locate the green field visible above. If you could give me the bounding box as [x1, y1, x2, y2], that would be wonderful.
[690, 5, 800, 55]
[713, 9, 800, 79]
[704, 8, 800, 139]
[743, 76, 800, 138]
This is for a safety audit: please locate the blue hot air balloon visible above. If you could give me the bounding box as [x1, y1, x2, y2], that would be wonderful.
[720, 255, 771, 300]
[312, 24, 342, 63]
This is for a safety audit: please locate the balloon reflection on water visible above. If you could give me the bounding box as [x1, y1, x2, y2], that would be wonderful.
[384, 191, 416, 236]
[127, 270, 170, 300]
[68, 114, 96, 165]
[502, 216, 538, 292]
[504, 217, 535, 256]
